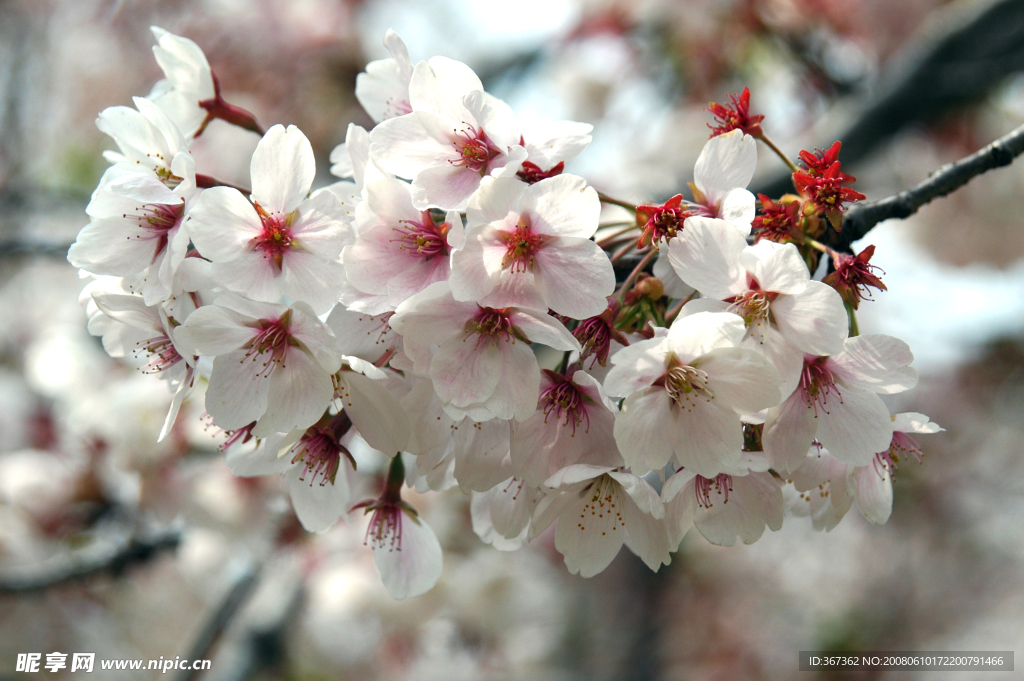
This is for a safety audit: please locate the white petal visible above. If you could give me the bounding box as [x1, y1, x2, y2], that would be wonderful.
[816, 389, 894, 467]
[373, 510, 444, 600]
[831, 335, 918, 394]
[851, 463, 893, 524]
[521, 174, 601, 238]
[696, 346, 781, 414]
[693, 130, 757, 206]
[694, 472, 782, 546]
[256, 349, 334, 436]
[740, 240, 808, 295]
[892, 411, 943, 435]
[668, 217, 747, 299]
[186, 187, 262, 261]
[250, 124, 315, 213]
[772, 281, 849, 356]
[667, 311, 746, 361]
[614, 388, 678, 474]
[205, 350, 271, 429]
[762, 390, 819, 473]
[341, 372, 410, 454]
[533, 237, 616, 319]
[288, 464, 351, 533]
[174, 305, 254, 357]
[508, 308, 580, 351]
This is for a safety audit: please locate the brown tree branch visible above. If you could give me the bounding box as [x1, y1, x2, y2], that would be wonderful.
[832, 122, 1024, 252]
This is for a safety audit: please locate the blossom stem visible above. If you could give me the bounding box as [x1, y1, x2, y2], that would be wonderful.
[616, 249, 658, 303]
[597, 192, 637, 212]
[846, 301, 860, 337]
[196, 173, 253, 195]
[596, 224, 639, 248]
[757, 133, 799, 174]
[383, 453, 406, 501]
[665, 290, 698, 323]
[609, 241, 636, 265]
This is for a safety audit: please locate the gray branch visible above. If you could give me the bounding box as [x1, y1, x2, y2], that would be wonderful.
[833, 122, 1024, 252]
[0, 528, 181, 593]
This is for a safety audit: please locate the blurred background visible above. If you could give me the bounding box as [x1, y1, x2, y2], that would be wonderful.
[2, 0, 1024, 678]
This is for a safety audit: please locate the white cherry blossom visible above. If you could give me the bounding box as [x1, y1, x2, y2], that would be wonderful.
[389, 281, 580, 422]
[187, 124, 352, 314]
[450, 175, 614, 319]
[604, 311, 781, 477]
[762, 334, 917, 471]
[356, 29, 414, 123]
[174, 296, 341, 436]
[148, 26, 215, 137]
[369, 58, 527, 210]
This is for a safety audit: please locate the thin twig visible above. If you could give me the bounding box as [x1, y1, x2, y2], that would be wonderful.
[757, 133, 799, 174]
[834, 122, 1024, 251]
[196, 174, 253, 195]
[177, 561, 261, 681]
[617, 249, 657, 303]
[597, 191, 637, 212]
[0, 528, 181, 593]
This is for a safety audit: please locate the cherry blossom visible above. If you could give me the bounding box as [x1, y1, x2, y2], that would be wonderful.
[510, 369, 623, 487]
[343, 176, 462, 307]
[604, 311, 781, 476]
[471, 477, 544, 551]
[533, 465, 670, 577]
[762, 334, 918, 472]
[450, 175, 614, 319]
[669, 219, 849, 394]
[147, 26, 216, 137]
[96, 96, 190, 187]
[390, 281, 580, 422]
[356, 29, 414, 123]
[174, 296, 342, 436]
[187, 124, 352, 314]
[515, 119, 593, 184]
[369, 58, 527, 210]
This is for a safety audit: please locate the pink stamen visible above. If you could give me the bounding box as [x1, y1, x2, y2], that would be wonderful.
[800, 357, 842, 415]
[291, 427, 348, 486]
[391, 211, 449, 260]
[133, 335, 183, 374]
[364, 504, 404, 552]
[695, 473, 733, 508]
[502, 219, 545, 272]
[540, 375, 590, 436]
[125, 202, 184, 264]
[465, 307, 517, 348]
[449, 125, 497, 172]
[243, 312, 293, 378]
[252, 201, 295, 270]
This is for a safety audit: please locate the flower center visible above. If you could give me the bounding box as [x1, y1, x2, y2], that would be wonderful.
[540, 376, 589, 435]
[874, 431, 923, 480]
[800, 356, 842, 415]
[133, 335, 183, 374]
[576, 475, 625, 535]
[465, 307, 517, 348]
[450, 126, 497, 172]
[502, 219, 544, 272]
[391, 211, 449, 260]
[128, 202, 184, 264]
[155, 166, 184, 189]
[364, 503, 404, 551]
[664, 365, 714, 410]
[244, 311, 294, 378]
[291, 427, 349, 486]
[727, 289, 776, 339]
[217, 421, 257, 452]
[695, 473, 733, 508]
[252, 202, 296, 270]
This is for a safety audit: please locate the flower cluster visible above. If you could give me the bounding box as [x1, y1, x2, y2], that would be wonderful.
[70, 28, 939, 599]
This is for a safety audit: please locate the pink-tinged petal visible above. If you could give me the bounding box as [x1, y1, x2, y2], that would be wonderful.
[387, 257, 450, 306]
[449, 227, 524, 305]
[288, 464, 351, 533]
[830, 335, 918, 394]
[291, 190, 354, 260]
[507, 308, 579, 352]
[789, 447, 853, 531]
[544, 464, 615, 488]
[696, 346, 781, 414]
[668, 217, 747, 299]
[356, 58, 410, 124]
[892, 412, 943, 435]
[614, 388, 678, 473]
[743, 326, 804, 399]
[186, 187, 262, 261]
[608, 471, 665, 519]
[653, 249, 695, 299]
[325, 307, 396, 361]
[280, 248, 348, 315]
[364, 176, 423, 225]
[250, 124, 315, 213]
[671, 397, 746, 477]
[452, 418, 513, 491]
[463, 90, 519, 150]
[341, 372, 409, 454]
[816, 389, 894, 467]
[471, 485, 529, 551]
[481, 341, 542, 422]
[369, 113, 453, 180]
[772, 281, 848, 356]
[532, 237, 615, 319]
[226, 434, 294, 477]
[668, 311, 746, 360]
[481, 478, 538, 540]
[466, 176, 526, 226]
[91, 293, 163, 335]
[205, 349, 271, 429]
[740, 240, 809, 295]
[391, 281, 477, 344]
[604, 337, 670, 397]
[410, 57, 481, 117]
[530, 486, 580, 537]
[662, 469, 698, 503]
[554, 482, 626, 577]
[212, 255, 284, 306]
[68, 218, 167, 276]
[521, 174, 601, 238]
[288, 302, 342, 373]
[573, 370, 621, 414]
[521, 119, 593, 167]
[851, 463, 892, 524]
[694, 130, 757, 206]
[256, 349, 334, 436]
[718, 188, 755, 234]
[694, 472, 782, 546]
[430, 336, 504, 409]
[212, 292, 286, 319]
[663, 478, 697, 550]
[344, 226, 414, 296]
[411, 163, 483, 211]
[762, 390, 818, 473]
[174, 305, 255, 357]
[159, 364, 194, 442]
[373, 511, 444, 600]
[623, 498, 672, 571]
[106, 172, 180, 204]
